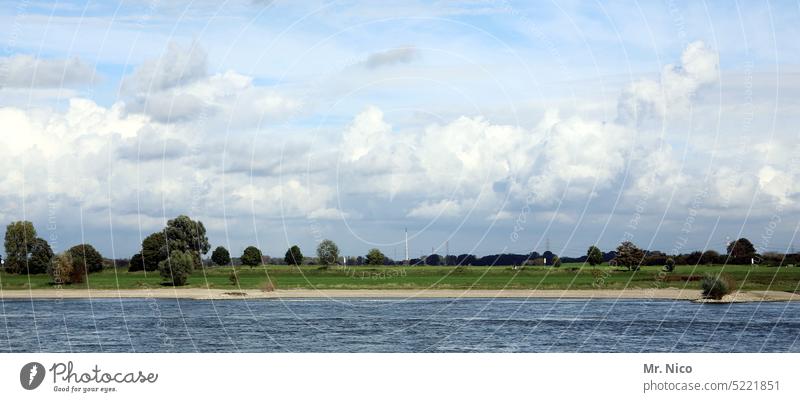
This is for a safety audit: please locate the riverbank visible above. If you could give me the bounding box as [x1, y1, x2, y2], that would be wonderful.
[1, 287, 797, 301]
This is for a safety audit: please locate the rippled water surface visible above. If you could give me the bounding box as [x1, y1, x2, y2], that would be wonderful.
[1, 298, 798, 352]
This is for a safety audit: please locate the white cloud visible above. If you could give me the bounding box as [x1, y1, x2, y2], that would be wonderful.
[363, 46, 420, 69]
[0, 55, 96, 88]
[617, 41, 719, 125]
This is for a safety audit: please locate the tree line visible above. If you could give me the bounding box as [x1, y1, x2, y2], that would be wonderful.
[3, 215, 797, 286]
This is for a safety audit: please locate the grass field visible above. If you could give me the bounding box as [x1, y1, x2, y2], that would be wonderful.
[1, 263, 799, 292]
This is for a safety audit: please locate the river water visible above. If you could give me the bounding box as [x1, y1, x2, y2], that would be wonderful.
[1, 298, 798, 352]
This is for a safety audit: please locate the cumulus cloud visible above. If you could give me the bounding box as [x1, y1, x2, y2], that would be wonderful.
[0, 55, 96, 88]
[363, 46, 419, 69]
[123, 44, 300, 123]
[617, 41, 719, 125]
[123, 42, 207, 93]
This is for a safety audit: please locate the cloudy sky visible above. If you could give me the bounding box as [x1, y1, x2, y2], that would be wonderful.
[1, 0, 798, 260]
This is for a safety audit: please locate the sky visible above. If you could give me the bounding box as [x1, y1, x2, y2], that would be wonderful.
[0, 0, 799, 260]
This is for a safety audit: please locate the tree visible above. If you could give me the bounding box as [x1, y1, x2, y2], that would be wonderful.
[128, 253, 145, 272]
[28, 238, 54, 275]
[142, 231, 168, 271]
[316, 239, 339, 266]
[664, 257, 676, 272]
[241, 246, 263, 267]
[366, 248, 386, 265]
[726, 238, 756, 264]
[165, 215, 210, 265]
[586, 245, 603, 267]
[68, 244, 104, 274]
[553, 257, 562, 268]
[49, 252, 73, 285]
[159, 250, 195, 286]
[4, 221, 37, 274]
[615, 241, 645, 271]
[284, 245, 303, 266]
[211, 246, 231, 266]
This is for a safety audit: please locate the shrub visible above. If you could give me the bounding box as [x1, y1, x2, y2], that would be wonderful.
[49, 252, 74, 285]
[211, 246, 231, 266]
[701, 273, 735, 300]
[241, 246, 263, 267]
[159, 250, 195, 286]
[261, 278, 277, 292]
[553, 257, 562, 268]
[229, 269, 239, 286]
[68, 244, 104, 274]
[664, 258, 676, 272]
[316, 239, 339, 266]
[284, 245, 303, 266]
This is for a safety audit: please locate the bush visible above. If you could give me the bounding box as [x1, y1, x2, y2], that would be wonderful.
[49, 253, 74, 285]
[68, 244, 104, 274]
[701, 273, 735, 300]
[229, 269, 239, 286]
[284, 245, 303, 266]
[241, 246, 263, 267]
[211, 246, 231, 266]
[664, 258, 676, 272]
[553, 257, 562, 268]
[262, 278, 277, 292]
[159, 250, 195, 286]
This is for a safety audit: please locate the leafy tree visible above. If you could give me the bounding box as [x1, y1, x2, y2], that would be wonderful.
[241, 246, 263, 267]
[211, 246, 231, 266]
[165, 215, 210, 264]
[553, 257, 562, 268]
[159, 250, 195, 286]
[128, 253, 145, 272]
[366, 248, 386, 265]
[316, 239, 339, 266]
[615, 241, 645, 271]
[664, 257, 676, 272]
[49, 252, 73, 285]
[68, 244, 104, 274]
[141, 231, 168, 271]
[425, 254, 442, 266]
[4, 221, 37, 274]
[27, 238, 54, 275]
[586, 245, 603, 267]
[726, 238, 756, 264]
[284, 245, 303, 266]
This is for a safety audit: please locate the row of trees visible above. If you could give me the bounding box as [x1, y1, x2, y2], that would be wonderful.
[5, 216, 792, 286]
[3, 221, 105, 283]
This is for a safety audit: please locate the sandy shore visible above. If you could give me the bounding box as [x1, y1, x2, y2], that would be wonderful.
[0, 287, 797, 301]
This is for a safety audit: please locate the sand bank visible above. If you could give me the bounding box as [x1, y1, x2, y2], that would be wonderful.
[0, 287, 797, 301]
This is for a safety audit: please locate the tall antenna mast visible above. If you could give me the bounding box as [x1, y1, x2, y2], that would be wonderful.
[404, 228, 409, 265]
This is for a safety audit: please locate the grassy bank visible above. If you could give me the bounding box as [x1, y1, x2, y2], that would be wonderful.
[1, 263, 799, 292]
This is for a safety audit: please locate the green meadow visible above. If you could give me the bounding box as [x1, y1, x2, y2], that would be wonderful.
[1, 263, 798, 292]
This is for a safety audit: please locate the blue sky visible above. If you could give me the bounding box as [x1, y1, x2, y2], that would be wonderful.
[1, 0, 799, 260]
